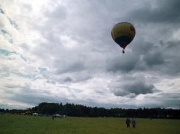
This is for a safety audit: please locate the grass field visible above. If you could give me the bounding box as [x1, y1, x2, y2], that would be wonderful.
[0, 114, 179, 134]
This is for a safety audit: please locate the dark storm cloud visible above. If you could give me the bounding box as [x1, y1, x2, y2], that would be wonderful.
[159, 40, 180, 76]
[110, 76, 158, 97]
[64, 77, 73, 82]
[107, 37, 180, 77]
[127, 0, 180, 24]
[106, 43, 164, 73]
[142, 48, 164, 67]
[131, 42, 164, 71]
[106, 53, 140, 73]
[123, 81, 156, 95]
[145, 40, 180, 76]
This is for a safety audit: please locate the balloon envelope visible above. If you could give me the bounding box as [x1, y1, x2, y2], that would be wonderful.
[111, 22, 136, 49]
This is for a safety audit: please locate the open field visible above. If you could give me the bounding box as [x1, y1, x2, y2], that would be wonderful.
[0, 114, 179, 134]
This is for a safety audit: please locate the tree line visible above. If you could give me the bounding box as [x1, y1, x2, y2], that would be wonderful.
[0, 102, 179, 119]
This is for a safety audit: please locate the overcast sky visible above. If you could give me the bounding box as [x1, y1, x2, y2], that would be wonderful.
[0, 0, 180, 109]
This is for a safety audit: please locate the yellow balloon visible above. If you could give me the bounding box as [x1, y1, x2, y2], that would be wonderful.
[111, 22, 136, 53]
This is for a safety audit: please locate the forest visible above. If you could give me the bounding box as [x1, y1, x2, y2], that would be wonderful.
[1, 102, 179, 119]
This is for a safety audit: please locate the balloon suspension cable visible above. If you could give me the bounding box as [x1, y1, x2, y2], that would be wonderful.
[121, 43, 126, 54]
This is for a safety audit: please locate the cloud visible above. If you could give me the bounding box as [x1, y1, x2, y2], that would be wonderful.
[0, 0, 180, 109]
[142, 92, 180, 109]
[45, 4, 67, 20]
[127, 0, 180, 24]
[109, 75, 158, 97]
[106, 53, 140, 73]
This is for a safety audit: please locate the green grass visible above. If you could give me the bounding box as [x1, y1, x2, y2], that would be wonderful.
[0, 114, 179, 134]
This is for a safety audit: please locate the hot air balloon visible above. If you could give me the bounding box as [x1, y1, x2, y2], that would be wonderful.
[111, 22, 136, 53]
